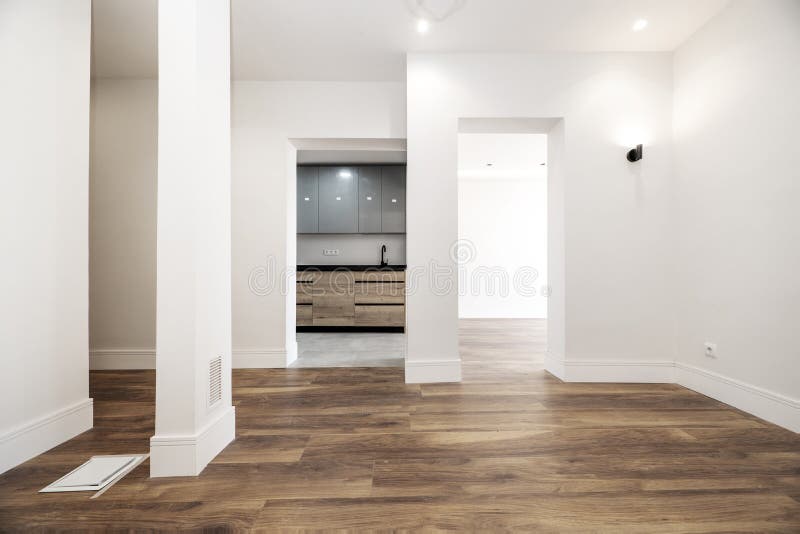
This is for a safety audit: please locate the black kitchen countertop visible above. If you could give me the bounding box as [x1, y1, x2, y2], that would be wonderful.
[297, 264, 406, 271]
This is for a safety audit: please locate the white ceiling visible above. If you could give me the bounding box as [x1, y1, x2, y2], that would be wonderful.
[92, 0, 729, 81]
[458, 134, 547, 180]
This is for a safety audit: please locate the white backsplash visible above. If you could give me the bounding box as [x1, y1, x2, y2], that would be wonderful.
[297, 234, 406, 265]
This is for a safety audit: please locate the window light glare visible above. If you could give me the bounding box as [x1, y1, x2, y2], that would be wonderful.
[632, 19, 648, 32]
[417, 19, 430, 34]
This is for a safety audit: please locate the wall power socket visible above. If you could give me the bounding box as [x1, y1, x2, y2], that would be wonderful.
[703, 342, 718, 358]
[323, 249, 340, 256]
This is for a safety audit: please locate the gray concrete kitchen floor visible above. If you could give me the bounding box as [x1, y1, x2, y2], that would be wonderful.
[292, 332, 406, 368]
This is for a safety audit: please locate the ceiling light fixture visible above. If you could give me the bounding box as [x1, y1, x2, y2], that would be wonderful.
[632, 19, 648, 32]
[416, 18, 430, 34]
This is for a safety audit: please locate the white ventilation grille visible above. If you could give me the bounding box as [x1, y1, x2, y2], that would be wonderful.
[208, 356, 222, 408]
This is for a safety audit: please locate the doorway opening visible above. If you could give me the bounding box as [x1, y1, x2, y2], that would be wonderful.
[456, 118, 563, 381]
[288, 139, 409, 368]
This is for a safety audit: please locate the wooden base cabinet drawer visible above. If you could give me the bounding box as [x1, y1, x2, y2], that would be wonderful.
[296, 282, 314, 304]
[355, 305, 405, 327]
[355, 282, 404, 304]
[297, 305, 313, 326]
[313, 288, 355, 326]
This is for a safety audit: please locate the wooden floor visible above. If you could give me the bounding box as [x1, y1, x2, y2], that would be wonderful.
[2, 319, 799, 531]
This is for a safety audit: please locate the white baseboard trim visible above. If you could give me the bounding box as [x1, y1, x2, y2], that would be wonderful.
[149, 405, 236, 477]
[547, 357, 798, 433]
[563, 359, 676, 383]
[405, 359, 462, 383]
[544, 351, 566, 381]
[90, 349, 156, 370]
[547, 356, 675, 383]
[676, 363, 800, 433]
[285, 341, 298, 367]
[0, 398, 93, 475]
[91, 348, 294, 370]
[233, 348, 291, 368]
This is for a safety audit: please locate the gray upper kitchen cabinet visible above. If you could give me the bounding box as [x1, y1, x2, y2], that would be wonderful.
[381, 166, 406, 233]
[357, 167, 381, 233]
[297, 166, 319, 233]
[318, 166, 358, 233]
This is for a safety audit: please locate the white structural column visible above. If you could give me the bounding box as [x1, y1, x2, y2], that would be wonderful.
[405, 62, 462, 383]
[150, 0, 234, 477]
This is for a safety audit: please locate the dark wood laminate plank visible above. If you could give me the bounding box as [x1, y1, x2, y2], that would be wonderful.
[0, 499, 265, 532]
[300, 427, 766, 462]
[101, 459, 375, 503]
[212, 435, 309, 463]
[252, 493, 800, 533]
[369, 453, 800, 498]
[236, 411, 411, 436]
[409, 408, 766, 432]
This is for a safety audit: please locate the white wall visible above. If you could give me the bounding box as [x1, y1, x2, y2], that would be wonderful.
[232, 81, 406, 365]
[407, 53, 674, 382]
[458, 133, 547, 319]
[0, 0, 93, 474]
[673, 0, 800, 430]
[90, 79, 157, 367]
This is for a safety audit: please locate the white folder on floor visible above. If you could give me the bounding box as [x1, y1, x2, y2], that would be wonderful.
[40, 454, 147, 494]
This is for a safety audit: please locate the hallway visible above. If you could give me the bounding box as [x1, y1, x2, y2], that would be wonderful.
[1, 320, 798, 531]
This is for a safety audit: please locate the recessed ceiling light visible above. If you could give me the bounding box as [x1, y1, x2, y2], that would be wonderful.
[417, 19, 430, 34]
[632, 19, 648, 32]
[486, 163, 493, 167]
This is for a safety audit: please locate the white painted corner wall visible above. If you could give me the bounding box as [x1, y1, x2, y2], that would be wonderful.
[540, 2, 800, 435]
[0, 0, 93, 474]
[672, 0, 800, 407]
[670, 0, 800, 432]
[407, 52, 674, 382]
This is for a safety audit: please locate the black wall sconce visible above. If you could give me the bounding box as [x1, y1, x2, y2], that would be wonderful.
[626, 144, 643, 162]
